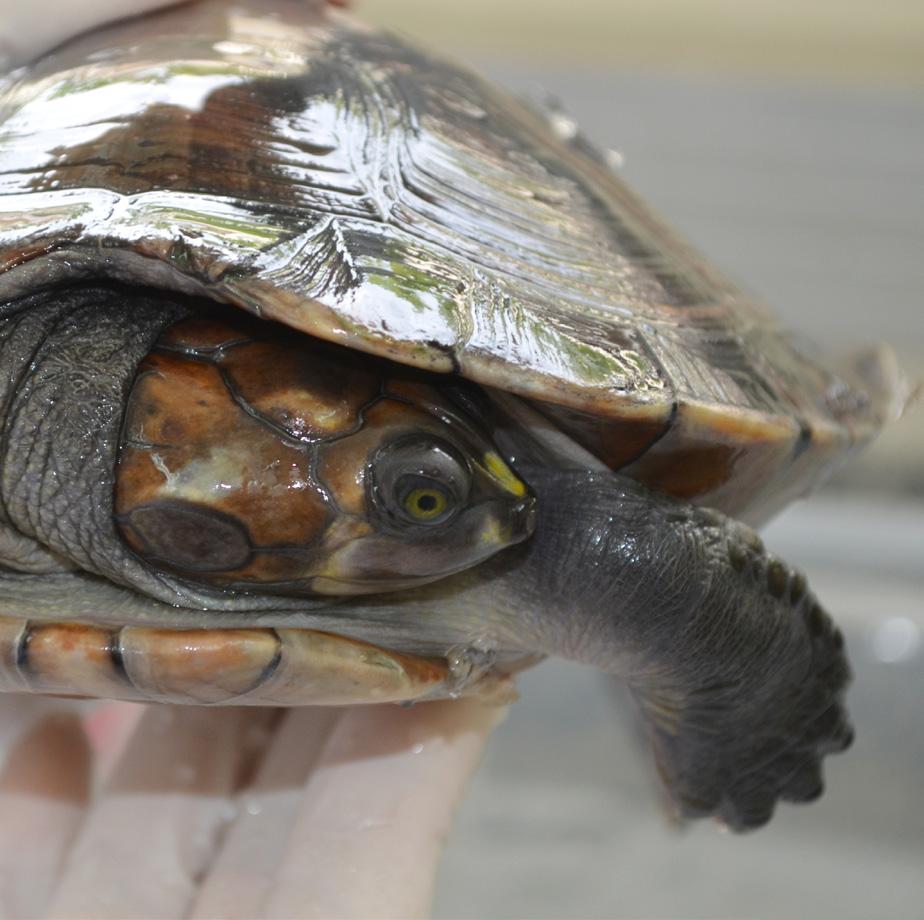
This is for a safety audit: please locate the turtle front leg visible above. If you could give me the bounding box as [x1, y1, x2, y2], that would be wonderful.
[510, 468, 853, 831]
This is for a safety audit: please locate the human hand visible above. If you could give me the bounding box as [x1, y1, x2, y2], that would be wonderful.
[0, 695, 505, 918]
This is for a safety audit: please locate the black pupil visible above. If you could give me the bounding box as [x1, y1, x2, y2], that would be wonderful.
[417, 493, 438, 512]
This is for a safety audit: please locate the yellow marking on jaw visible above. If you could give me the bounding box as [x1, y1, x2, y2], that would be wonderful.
[479, 516, 509, 546]
[483, 451, 527, 497]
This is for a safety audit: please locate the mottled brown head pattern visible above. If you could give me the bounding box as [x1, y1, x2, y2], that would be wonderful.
[116, 313, 535, 595]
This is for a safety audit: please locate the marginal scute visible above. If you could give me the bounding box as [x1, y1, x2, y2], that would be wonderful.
[623, 401, 801, 522]
[119, 626, 280, 704]
[535, 401, 673, 470]
[17, 622, 138, 699]
[158, 315, 253, 353]
[0, 617, 26, 692]
[236, 628, 449, 705]
[0, 611, 518, 705]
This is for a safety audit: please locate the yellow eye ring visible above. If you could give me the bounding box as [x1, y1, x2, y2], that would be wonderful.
[404, 487, 449, 521]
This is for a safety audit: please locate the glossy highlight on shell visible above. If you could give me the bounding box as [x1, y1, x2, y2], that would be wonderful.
[0, 1, 895, 525]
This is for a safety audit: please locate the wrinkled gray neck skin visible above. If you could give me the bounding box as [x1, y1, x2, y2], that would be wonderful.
[332, 466, 852, 831]
[0, 285, 187, 578]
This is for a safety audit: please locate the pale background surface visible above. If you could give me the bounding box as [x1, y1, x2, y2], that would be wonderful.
[356, 3, 924, 918]
[363, 0, 924, 87]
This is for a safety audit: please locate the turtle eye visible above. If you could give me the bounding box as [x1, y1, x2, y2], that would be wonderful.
[398, 477, 451, 523]
[370, 437, 470, 528]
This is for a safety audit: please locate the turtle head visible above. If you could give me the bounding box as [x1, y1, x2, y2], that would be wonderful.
[115, 317, 535, 596]
[309, 383, 537, 595]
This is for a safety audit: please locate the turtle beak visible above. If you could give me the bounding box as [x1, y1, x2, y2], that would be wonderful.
[475, 492, 536, 550]
[512, 494, 538, 540]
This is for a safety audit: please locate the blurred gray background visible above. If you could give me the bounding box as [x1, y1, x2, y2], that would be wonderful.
[359, 2, 924, 918]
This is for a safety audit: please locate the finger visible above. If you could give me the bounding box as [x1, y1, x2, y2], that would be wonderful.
[189, 708, 339, 919]
[0, 697, 92, 919]
[261, 699, 507, 920]
[82, 702, 146, 781]
[45, 705, 278, 920]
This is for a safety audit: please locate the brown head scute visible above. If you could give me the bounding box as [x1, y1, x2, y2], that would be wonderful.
[122, 502, 253, 573]
[116, 312, 534, 595]
[116, 316, 340, 586]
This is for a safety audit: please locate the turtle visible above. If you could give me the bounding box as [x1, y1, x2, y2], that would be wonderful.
[0, 0, 905, 830]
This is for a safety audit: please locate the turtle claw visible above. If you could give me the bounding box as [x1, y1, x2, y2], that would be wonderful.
[720, 791, 778, 831]
[657, 709, 851, 831]
[636, 589, 852, 832]
[779, 761, 825, 804]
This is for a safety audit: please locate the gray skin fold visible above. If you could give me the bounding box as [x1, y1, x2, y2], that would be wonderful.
[0, 285, 852, 830]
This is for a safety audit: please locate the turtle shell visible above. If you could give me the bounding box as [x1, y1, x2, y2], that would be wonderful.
[0, 0, 899, 523]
